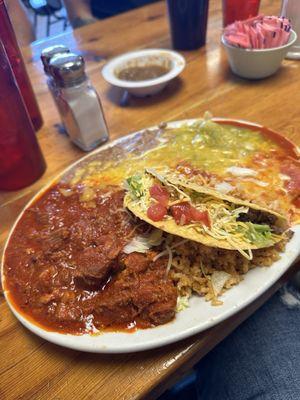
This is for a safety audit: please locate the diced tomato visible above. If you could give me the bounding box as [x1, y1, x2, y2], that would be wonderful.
[170, 202, 210, 227]
[190, 208, 211, 228]
[170, 202, 192, 225]
[149, 184, 169, 207]
[280, 161, 300, 194]
[147, 203, 167, 222]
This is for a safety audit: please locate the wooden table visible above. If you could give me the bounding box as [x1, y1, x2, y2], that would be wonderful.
[1, 1, 300, 399]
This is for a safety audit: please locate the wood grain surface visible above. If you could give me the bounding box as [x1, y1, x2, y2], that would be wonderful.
[1, 1, 300, 399]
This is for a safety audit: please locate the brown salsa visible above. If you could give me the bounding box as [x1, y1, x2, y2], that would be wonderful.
[117, 65, 170, 81]
[3, 184, 177, 334]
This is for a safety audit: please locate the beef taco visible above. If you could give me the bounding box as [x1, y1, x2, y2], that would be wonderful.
[124, 168, 289, 259]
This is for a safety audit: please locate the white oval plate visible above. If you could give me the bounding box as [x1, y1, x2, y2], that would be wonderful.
[2, 119, 300, 353]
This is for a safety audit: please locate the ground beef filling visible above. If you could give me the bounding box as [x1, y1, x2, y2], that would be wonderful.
[4, 184, 177, 334]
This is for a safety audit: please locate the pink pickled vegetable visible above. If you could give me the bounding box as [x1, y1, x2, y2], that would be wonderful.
[224, 15, 292, 49]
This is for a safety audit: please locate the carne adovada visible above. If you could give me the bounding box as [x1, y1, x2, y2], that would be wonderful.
[2, 118, 299, 334]
[4, 184, 177, 333]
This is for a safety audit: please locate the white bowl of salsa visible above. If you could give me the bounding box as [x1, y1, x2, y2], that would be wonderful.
[101, 49, 186, 97]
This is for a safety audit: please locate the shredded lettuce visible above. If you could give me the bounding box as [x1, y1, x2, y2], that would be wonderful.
[123, 229, 163, 254]
[176, 296, 190, 312]
[234, 222, 273, 247]
[211, 271, 231, 296]
[126, 174, 143, 198]
[244, 223, 273, 246]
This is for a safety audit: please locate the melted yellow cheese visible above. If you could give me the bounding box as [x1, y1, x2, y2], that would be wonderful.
[69, 120, 300, 224]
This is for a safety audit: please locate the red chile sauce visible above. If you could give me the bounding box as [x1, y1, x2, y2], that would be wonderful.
[3, 184, 177, 334]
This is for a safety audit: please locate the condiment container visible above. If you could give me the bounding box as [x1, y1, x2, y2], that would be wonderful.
[0, 0, 43, 131]
[222, 29, 297, 79]
[50, 53, 109, 151]
[41, 44, 70, 86]
[102, 49, 185, 97]
[41, 45, 70, 127]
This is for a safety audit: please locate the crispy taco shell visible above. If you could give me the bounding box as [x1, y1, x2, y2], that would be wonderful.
[124, 169, 289, 252]
[162, 169, 288, 227]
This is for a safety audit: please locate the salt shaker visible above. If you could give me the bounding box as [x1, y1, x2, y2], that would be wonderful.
[41, 45, 70, 95]
[49, 53, 109, 151]
[41, 45, 70, 129]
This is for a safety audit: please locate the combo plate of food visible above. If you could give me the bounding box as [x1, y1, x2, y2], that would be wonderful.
[2, 117, 300, 353]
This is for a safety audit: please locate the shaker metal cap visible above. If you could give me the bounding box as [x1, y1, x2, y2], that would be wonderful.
[49, 53, 86, 87]
[41, 45, 70, 74]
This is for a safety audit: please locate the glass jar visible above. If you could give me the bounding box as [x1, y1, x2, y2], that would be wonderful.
[281, 0, 300, 59]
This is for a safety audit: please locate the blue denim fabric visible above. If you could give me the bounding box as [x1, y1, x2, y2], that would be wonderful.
[91, 0, 158, 19]
[196, 284, 300, 400]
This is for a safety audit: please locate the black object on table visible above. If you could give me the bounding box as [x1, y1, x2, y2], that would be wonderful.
[167, 0, 210, 50]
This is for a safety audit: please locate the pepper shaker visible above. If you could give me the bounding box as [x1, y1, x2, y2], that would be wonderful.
[49, 53, 109, 151]
[41, 45, 70, 128]
[41, 45, 70, 95]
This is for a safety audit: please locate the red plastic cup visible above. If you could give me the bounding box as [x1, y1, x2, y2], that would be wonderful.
[222, 0, 261, 27]
[0, 0, 43, 131]
[0, 41, 46, 191]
